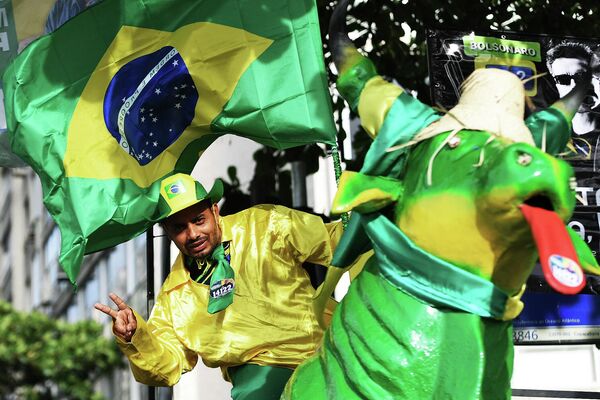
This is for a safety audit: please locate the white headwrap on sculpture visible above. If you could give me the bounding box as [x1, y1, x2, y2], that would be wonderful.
[414, 68, 535, 145]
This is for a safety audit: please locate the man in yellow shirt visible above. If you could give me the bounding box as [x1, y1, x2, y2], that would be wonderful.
[95, 173, 340, 399]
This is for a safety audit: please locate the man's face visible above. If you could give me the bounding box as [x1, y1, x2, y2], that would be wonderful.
[550, 57, 600, 112]
[163, 201, 222, 259]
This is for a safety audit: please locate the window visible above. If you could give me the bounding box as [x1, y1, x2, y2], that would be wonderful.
[31, 252, 41, 307]
[83, 269, 99, 319]
[107, 245, 127, 296]
[44, 226, 60, 285]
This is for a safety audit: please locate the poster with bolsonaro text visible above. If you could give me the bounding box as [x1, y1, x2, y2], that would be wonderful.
[427, 29, 600, 344]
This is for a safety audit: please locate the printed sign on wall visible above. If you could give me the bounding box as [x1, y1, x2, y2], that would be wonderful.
[427, 29, 600, 344]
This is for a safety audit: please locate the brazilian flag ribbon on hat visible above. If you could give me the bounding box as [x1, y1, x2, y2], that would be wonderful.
[208, 243, 235, 314]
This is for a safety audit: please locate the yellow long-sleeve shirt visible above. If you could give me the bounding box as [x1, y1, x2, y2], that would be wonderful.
[117, 204, 341, 386]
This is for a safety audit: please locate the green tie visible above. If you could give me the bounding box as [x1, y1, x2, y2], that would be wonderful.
[207, 243, 235, 314]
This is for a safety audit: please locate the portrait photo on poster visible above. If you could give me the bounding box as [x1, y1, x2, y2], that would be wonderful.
[427, 29, 600, 345]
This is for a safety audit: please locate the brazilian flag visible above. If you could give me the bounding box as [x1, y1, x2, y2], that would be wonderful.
[3, 0, 336, 284]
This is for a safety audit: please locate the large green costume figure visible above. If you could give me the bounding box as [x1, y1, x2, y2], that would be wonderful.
[282, 2, 600, 399]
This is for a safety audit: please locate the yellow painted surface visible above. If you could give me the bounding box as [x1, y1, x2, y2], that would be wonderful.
[357, 76, 403, 138]
[399, 192, 537, 294]
[399, 193, 499, 279]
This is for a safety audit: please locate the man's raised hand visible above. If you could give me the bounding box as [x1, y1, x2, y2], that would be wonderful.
[94, 293, 137, 342]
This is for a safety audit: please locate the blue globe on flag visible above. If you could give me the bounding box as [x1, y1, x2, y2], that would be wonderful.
[103, 46, 199, 166]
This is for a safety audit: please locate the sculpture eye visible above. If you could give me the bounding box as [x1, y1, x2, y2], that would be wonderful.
[517, 152, 532, 166]
[448, 136, 461, 148]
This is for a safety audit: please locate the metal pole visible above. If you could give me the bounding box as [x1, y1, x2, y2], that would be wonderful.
[290, 160, 307, 209]
[161, 233, 171, 283]
[159, 231, 174, 400]
[146, 227, 156, 400]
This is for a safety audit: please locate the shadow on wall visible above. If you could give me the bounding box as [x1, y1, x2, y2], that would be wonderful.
[219, 155, 330, 290]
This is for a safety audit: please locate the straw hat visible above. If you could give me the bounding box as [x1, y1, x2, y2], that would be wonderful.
[415, 68, 534, 145]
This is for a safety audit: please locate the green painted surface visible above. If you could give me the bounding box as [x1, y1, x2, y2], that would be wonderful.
[284, 130, 579, 399]
[285, 260, 513, 400]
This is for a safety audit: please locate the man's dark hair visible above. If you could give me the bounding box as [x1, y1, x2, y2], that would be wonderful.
[546, 41, 594, 73]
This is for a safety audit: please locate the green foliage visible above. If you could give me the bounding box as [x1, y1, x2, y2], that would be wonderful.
[0, 301, 123, 400]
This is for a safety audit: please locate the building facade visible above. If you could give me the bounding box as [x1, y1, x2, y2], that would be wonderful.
[0, 166, 171, 399]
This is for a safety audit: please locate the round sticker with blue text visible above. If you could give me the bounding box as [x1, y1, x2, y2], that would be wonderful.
[548, 255, 583, 288]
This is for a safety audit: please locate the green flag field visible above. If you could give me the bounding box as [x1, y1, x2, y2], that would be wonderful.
[3, 0, 336, 284]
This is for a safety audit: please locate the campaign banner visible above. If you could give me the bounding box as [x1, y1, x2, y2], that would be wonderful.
[513, 291, 600, 344]
[427, 29, 600, 343]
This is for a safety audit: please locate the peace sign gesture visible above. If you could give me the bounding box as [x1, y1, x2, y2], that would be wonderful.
[94, 293, 137, 342]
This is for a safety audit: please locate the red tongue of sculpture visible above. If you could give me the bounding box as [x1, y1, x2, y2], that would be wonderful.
[520, 204, 586, 295]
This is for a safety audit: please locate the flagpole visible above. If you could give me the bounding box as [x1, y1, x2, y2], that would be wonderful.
[145, 227, 156, 400]
[329, 143, 349, 229]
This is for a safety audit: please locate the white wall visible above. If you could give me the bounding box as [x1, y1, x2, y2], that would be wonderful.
[512, 344, 600, 394]
[191, 135, 261, 195]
